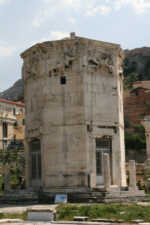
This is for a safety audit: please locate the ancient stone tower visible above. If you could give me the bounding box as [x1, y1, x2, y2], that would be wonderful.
[21, 33, 126, 191]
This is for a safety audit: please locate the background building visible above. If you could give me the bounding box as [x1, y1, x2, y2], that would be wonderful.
[0, 98, 25, 151]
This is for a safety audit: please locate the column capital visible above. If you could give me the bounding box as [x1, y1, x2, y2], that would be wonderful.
[146, 132, 150, 136]
[141, 117, 150, 131]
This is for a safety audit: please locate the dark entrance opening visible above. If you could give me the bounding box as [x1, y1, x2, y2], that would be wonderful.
[29, 139, 41, 180]
[96, 136, 112, 185]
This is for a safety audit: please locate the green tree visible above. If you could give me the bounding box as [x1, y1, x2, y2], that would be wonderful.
[124, 72, 139, 89]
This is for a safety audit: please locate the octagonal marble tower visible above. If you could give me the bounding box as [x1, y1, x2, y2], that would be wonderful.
[21, 33, 126, 191]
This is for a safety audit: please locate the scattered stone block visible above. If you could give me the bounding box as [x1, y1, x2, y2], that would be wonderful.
[139, 223, 150, 225]
[73, 216, 88, 221]
[92, 218, 124, 223]
[131, 219, 144, 223]
[0, 219, 23, 223]
[27, 207, 55, 221]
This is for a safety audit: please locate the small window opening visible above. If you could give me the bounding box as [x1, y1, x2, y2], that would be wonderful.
[135, 90, 139, 96]
[49, 71, 52, 77]
[65, 65, 69, 69]
[13, 135, 16, 143]
[20, 108, 23, 113]
[13, 108, 16, 115]
[87, 124, 92, 132]
[3, 122, 8, 138]
[60, 76, 66, 85]
[22, 119, 25, 125]
[69, 60, 73, 66]
[88, 59, 98, 66]
[14, 122, 18, 127]
[53, 68, 58, 76]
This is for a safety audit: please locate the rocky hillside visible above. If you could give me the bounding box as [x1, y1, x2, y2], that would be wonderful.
[124, 47, 150, 80]
[0, 79, 24, 101]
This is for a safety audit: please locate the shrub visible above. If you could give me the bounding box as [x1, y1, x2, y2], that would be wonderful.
[125, 134, 146, 151]
[56, 203, 150, 222]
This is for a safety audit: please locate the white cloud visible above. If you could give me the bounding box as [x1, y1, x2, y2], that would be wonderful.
[112, 0, 150, 14]
[87, 5, 111, 16]
[0, 45, 15, 57]
[0, 0, 9, 4]
[43, 0, 82, 9]
[32, 19, 42, 28]
[32, 6, 54, 28]
[68, 17, 76, 24]
[32, 0, 90, 28]
[131, 0, 150, 14]
[32, 0, 150, 28]
[28, 31, 69, 48]
[50, 31, 69, 40]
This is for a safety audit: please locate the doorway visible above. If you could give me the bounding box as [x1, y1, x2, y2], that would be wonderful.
[29, 139, 42, 188]
[96, 137, 112, 185]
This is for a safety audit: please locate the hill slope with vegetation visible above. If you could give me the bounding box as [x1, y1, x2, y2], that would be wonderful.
[0, 79, 24, 101]
[123, 47, 150, 162]
[124, 47, 150, 88]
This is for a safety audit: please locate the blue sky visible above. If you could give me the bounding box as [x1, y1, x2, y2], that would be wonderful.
[0, 0, 150, 91]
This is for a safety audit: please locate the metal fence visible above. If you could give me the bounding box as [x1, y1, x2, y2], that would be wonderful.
[0, 139, 24, 151]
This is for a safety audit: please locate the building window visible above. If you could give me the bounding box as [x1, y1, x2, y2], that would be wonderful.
[60, 76, 66, 85]
[13, 108, 16, 115]
[22, 119, 25, 125]
[13, 135, 16, 141]
[20, 108, 23, 113]
[14, 122, 18, 127]
[2, 122, 8, 138]
[29, 139, 41, 180]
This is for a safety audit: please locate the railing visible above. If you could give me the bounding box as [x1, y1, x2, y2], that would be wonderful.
[0, 139, 24, 151]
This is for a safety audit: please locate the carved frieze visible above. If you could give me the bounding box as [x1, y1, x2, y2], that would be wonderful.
[87, 49, 114, 74]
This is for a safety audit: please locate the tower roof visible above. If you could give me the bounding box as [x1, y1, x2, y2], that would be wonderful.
[21, 33, 121, 58]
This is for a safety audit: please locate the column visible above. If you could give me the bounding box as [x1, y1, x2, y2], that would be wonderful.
[141, 117, 150, 159]
[145, 132, 150, 159]
[103, 153, 111, 191]
[128, 160, 137, 191]
[142, 117, 150, 192]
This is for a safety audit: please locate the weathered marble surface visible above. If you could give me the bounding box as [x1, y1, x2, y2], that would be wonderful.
[21, 33, 126, 190]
